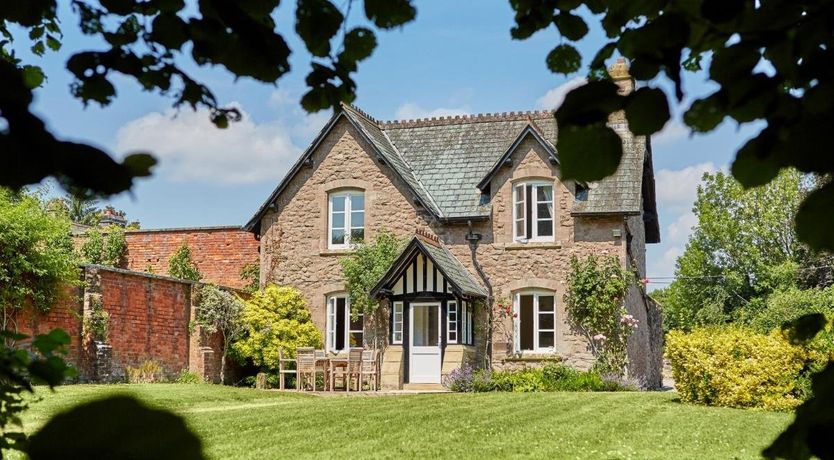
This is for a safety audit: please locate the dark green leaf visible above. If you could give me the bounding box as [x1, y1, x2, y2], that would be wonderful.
[295, 0, 343, 57]
[554, 12, 589, 41]
[151, 13, 187, 49]
[122, 153, 157, 177]
[701, 0, 745, 23]
[683, 91, 727, 132]
[546, 44, 582, 75]
[557, 123, 624, 181]
[731, 133, 782, 188]
[27, 396, 205, 460]
[780, 313, 827, 344]
[710, 44, 761, 85]
[21, 65, 45, 89]
[340, 27, 376, 63]
[555, 80, 623, 125]
[624, 87, 670, 135]
[796, 182, 834, 252]
[364, 0, 416, 29]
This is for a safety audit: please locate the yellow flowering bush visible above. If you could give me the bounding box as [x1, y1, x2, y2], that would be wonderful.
[232, 285, 322, 371]
[666, 327, 812, 411]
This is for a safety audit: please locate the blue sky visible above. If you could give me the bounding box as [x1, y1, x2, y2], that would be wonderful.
[22, 1, 760, 285]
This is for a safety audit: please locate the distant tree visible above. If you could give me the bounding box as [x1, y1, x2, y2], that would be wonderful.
[80, 226, 127, 268]
[0, 188, 79, 331]
[195, 285, 244, 383]
[663, 170, 806, 331]
[168, 244, 201, 282]
[233, 285, 321, 371]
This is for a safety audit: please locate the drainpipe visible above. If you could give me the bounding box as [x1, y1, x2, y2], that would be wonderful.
[466, 220, 494, 368]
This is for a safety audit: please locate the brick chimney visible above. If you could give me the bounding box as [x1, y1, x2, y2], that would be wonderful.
[608, 57, 634, 96]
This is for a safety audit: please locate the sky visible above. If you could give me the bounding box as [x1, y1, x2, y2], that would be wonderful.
[19, 1, 762, 287]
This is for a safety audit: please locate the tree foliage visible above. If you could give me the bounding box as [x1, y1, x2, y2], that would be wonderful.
[508, 0, 834, 253]
[232, 285, 321, 371]
[195, 284, 244, 383]
[339, 231, 402, 316]
[80, 226, 127, 267]
[1, 0, 417, 197]
[239, 263, 260, 294]
[660, 170, 823, 331]
[563, 255, 636, 377]
[0, 188, 79, 328]
[168, 243, 201, 281]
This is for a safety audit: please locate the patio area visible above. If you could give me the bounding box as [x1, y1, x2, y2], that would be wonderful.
[280, 347, 382, 392]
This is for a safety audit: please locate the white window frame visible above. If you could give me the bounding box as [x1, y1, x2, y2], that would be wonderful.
[512, 181, 555, 243]
[447, 301, 458, 344]
[328, 190, 365, 249]
[513, 290, 556, 353]
[326, 294, 364, 353]
[392, 301, 404, 344]
[466, 305, 473, 345]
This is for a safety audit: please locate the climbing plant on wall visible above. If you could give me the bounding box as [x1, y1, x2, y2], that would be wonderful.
[168, 243, 201, 282]
[563, 255, 637, 377]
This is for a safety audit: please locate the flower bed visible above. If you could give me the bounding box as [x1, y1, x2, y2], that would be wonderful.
[443, 362, 636, 393]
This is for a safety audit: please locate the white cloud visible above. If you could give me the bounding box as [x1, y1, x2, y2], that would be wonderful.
[667, 211, 698, 245]
[653, 120, 689, 146]
[536, 77, 587, 110]
[116, 99, 328, 184]
[394, 103, 470, 120]
[655, 162, 718, 213]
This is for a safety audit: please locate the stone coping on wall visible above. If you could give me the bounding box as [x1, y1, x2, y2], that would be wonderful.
[501, 241, 563, 251]
[125, 225, 245, 233]
[83, 265, 244, 293]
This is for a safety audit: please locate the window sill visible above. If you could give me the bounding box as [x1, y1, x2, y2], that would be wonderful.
[503, 241, 562, 250]
[320, 249, 354, 256]
[502, 352, 560, 362]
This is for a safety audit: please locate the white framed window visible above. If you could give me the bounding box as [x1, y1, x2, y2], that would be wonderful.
[466, 304, 473, 344]
[326, 294, 364, 352]
[459, 302, 473, 345]
[513, 291, 556, 352]
[512, 181, 555, 242]
[447, 301, 458, 343]
[392, 301, 404, 344]
[328, 190, 365, 249]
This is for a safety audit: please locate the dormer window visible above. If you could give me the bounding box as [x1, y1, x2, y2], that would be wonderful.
[328, 190, 364, 249]
[513, 181, 554, 242]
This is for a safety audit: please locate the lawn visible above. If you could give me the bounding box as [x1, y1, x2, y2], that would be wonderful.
[16, 384, 790, 459]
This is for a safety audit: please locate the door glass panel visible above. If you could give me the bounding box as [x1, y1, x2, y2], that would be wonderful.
[539, 296, 554, 311]
[537, 220, 553, 237]
[520, 295, 534, 351]
[350, 193, 364, 211]
[331, 229, 345, 245]
[351, 210, 364, 227]
[539, 313, 554, 330]
[539, 331, 554, 348]
[331, 212, 345, 228]
[412, 305, 439, 347]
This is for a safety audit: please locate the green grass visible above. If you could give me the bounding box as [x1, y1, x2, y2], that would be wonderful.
[17, 384, 790, 459]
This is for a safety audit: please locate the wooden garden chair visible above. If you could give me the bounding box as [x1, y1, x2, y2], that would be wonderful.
[296, 347, 317, 391]
[360, 349, 379, 391]
[331, 347, 363, 391]
[314, 349, 330, 390]
[278, 349, 296, 390]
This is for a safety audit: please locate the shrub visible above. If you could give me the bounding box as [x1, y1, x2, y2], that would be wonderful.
[445, 362, 634, 393]
[232, 284, 322, 371]
[174, 369, 203, 384]
[750, 287, 834, 333]
[666, 327, 811, 411]
[126, 360, 163, 383]
[168, 243, 201, 281]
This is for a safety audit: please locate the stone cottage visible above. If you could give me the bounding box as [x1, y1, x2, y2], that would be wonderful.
[245, 62, 662, 389]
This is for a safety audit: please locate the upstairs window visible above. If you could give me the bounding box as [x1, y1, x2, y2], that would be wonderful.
[326, 294, 364, 352]
[329, 191, 365, 249]
[513, 182, 554, 242]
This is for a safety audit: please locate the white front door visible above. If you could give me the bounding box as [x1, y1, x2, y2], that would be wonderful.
[409, 302, 442, 384]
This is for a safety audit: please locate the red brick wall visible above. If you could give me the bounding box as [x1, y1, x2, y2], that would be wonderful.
[14, 286, 84, 366]
[98, 269, 192, 378]
[124, 226, 259, 289]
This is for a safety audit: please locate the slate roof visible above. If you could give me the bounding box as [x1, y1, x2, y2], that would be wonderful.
[370, 236, 487, 299]
[245, 103, 659, 243]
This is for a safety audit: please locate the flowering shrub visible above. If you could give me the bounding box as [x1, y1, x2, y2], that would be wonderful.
[666, 327, 822, 411]
[563, 255, 636, 377]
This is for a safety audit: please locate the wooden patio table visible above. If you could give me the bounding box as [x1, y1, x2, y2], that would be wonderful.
[328, 357, 349, 392]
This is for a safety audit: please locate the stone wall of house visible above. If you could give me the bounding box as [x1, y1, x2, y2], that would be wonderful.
[13, 266, 231, 383]
[124, 226, 259, 289]
[259, 118, 433, 335]
[257, 120, 660, 383]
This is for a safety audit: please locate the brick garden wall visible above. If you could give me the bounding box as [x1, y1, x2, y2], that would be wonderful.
[12, 266, 232, 383]
[124, 226, 259, 289]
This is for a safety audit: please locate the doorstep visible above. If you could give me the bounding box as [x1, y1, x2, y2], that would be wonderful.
[402, 383, 445, 391]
